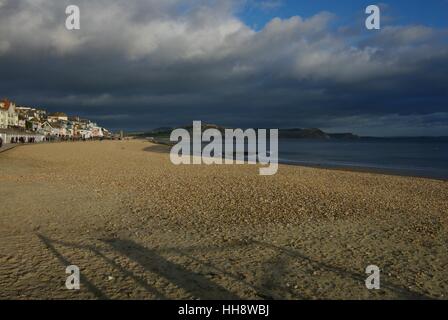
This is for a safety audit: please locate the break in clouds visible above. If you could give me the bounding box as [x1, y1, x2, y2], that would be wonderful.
[1, 0, 448, 135]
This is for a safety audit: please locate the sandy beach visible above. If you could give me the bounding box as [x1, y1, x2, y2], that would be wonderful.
[0, 140, 447, 300]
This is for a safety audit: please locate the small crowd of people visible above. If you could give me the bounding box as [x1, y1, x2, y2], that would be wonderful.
[9, 136, 38, 144]
[45, 135, 98, 142]
[0, 136, 39, 148]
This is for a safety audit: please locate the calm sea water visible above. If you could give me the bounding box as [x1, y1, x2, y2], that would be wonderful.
[154, 136, 448, 179]
[277, 138, 448, 180]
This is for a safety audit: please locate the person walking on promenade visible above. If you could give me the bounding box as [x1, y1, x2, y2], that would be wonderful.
[0, 136, 3, 148]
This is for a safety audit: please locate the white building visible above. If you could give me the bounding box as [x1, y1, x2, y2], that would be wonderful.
[78, 129, 93, 139]
[91, 126, 104, 138]
[0, 99, 19, 128]
[41, 121, 58, 136]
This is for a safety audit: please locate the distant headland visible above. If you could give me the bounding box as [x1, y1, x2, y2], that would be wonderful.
[131, 124, 359, 140]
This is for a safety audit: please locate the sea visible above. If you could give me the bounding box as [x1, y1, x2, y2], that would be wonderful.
[276, 137, 448, 180]
[152, 136, 448, 180]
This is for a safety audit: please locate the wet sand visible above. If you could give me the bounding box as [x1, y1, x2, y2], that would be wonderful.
[0, 140, 447, 299]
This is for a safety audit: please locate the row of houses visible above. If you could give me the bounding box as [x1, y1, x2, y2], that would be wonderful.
[0, 99, 111, 139]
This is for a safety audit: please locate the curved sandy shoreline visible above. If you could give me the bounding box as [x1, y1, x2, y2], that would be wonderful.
[0, 140, 447, 299]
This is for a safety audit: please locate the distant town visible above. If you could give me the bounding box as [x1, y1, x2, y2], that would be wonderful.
[0, 98, 112, 145]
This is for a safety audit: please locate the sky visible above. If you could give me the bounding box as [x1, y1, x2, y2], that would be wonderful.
[240, 1, 448, 29]
[1, 0, 448, 136]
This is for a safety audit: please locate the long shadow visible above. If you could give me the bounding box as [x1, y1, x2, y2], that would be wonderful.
[162, 239, 431, 299]
[250, 239, 431, 300]
[103, 238, 240, 300]
[38, 233, 426, 299]
[170, 248, 306, 300]
[37, 234, 167, 299]
[37, 233, 109, 299]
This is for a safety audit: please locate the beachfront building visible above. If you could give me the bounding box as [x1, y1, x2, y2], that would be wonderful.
[78, 129, 93, 139]
[41, 121, 59, 136]
[0, 99, 19, 128]
[40, 117, 88, 138]
[90, 126, 104, 138]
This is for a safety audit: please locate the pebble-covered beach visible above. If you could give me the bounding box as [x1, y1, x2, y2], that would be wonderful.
[0, 140, 447, 299]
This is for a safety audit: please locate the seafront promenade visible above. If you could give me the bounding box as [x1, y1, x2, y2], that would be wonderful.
[0, 144, 16, 153]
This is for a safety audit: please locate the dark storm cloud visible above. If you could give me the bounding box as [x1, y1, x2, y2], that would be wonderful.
[1, 0, 447, 135]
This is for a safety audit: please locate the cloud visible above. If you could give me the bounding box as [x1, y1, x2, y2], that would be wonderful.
[0, 40, 10, 54]
[0, 0, 447, 135]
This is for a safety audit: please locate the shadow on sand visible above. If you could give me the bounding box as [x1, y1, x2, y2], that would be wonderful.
[37, 234, 238, 299]
[37, 234, 431, 300]
[37, 233, 109, 299]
